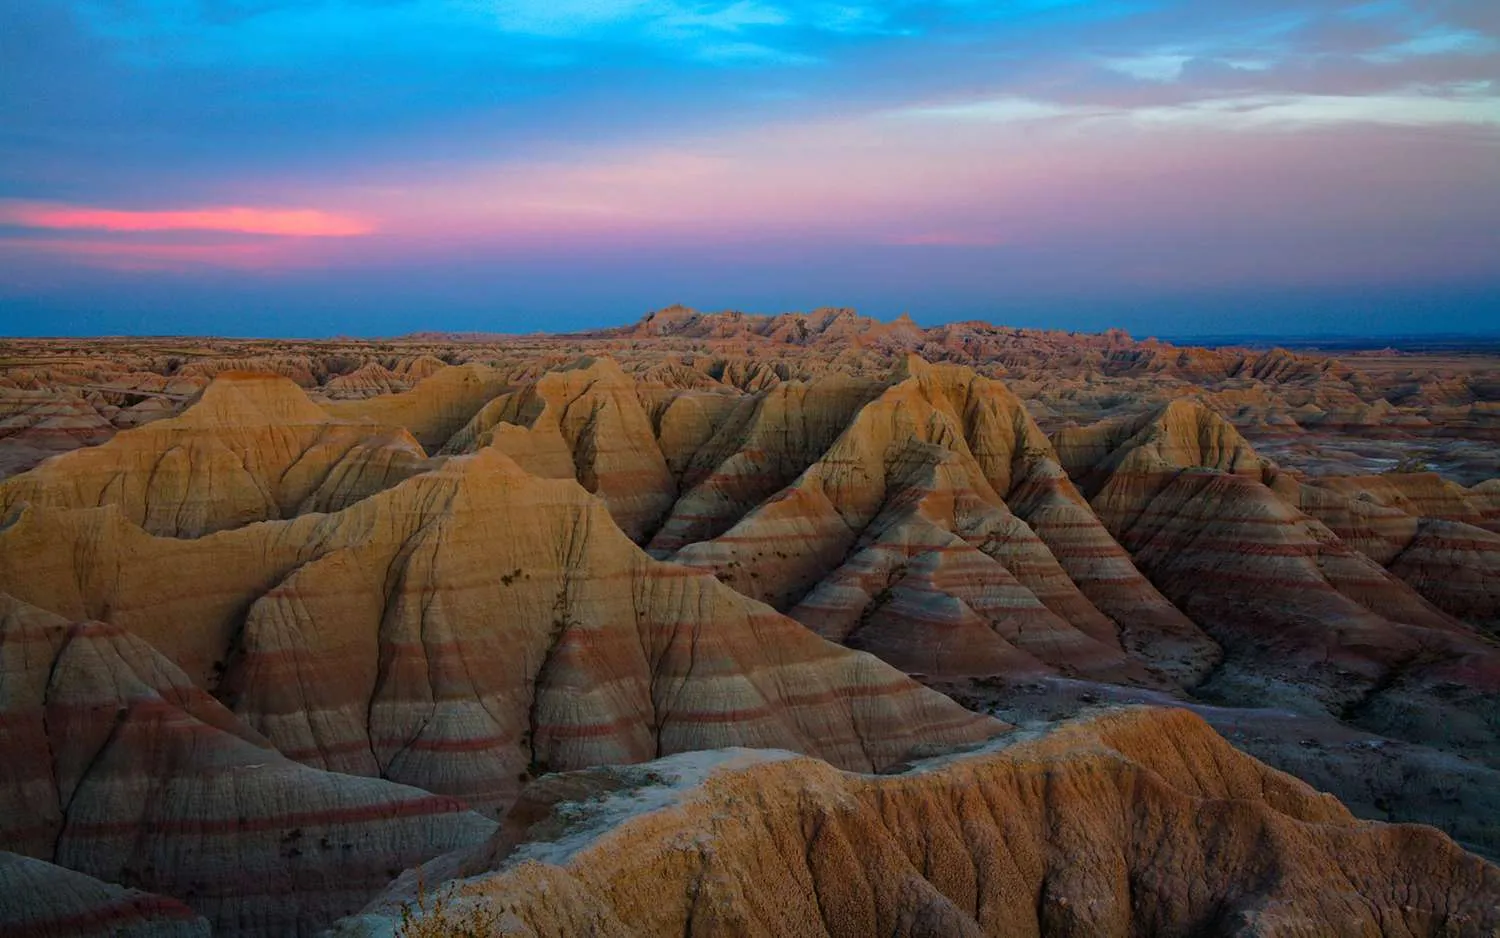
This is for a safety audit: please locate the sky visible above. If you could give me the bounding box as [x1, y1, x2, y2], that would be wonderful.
[1, 0, 1497, 337]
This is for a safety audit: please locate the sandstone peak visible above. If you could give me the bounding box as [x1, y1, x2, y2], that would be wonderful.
[0, 372, 431, 537]
[555, 353, 631, 383]
[180, 371, 335, 428]
[893, 351, 933, 380]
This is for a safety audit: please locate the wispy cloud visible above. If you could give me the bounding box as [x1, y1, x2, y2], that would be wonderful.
[895, 97, 1101, 123]
[1101, 52, 1196, 82]
[1363, 26, 1498, 63]
[0, 203, 375, 237]
[1126, 88, 1500, 129]
[0, 201, 373, 272]
[1101, 50, 1277, 83]
[898, 83, 1500, 131]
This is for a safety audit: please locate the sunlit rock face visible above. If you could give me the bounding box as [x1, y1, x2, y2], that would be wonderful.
[335, 709, 1500, 938]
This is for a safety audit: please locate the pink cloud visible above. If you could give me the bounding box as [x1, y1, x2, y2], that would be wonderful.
[316, 106, 1497, 293]
[0, 202, 374, 237]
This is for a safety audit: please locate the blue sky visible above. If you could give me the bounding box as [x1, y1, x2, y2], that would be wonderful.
[1, 0, 1497, 336]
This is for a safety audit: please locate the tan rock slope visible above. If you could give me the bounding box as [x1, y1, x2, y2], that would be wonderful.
[0, 387, 119, 478]
[0, 594, 496, 936]
[1291, 472, 1500, 633]
[1309, 471, 1500, 533]
[0, 373, 431, 536]
[671, 358, 1216, 686]
[324, 362, 509, 451]
[323, 361, 411, 398]
[441, 358, 677, 542]
[1057, 399, 1500, 755]
[343, 707, 1500, 938]
[645, 375, 882, 553]
[0, 439, 1001, 818]
[410, 355, 1222, 691]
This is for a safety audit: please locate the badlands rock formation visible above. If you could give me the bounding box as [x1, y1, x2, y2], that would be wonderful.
[441, 358, 679, 542]
[0, 594, 496, 936]
[668, 358, 1218, 687]
[0, 446, 998, 815]
[323, 363, 509, 451]
[0, 312, 1496, 935]
[343, 708, 1500, 938]
[0, 852, 210, 938]
[1054, 401, 1500, 758]
[0, 373, 432, 536]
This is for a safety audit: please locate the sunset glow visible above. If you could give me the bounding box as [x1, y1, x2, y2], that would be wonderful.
[1, 0, 1496, 335]
[0, 203, 374, 238]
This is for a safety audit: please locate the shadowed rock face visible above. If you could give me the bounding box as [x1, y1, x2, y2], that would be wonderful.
[338, 708, 1500, 938]
[0, 320, 1497, 935]
[0, 594, 497, 937]
[0, 852, 210, 938]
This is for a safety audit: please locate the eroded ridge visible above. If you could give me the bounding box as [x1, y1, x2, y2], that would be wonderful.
[1, 318, 1497, 935]
[341, 707, 1500, 938]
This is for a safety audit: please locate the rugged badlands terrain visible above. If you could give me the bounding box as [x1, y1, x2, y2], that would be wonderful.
[0, 308, 1497, 936]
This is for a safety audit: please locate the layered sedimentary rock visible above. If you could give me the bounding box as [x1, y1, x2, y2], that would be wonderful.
[673, 359, 1216, 686]
[0, 594, 496, 936]
[641, 386, 743, 481]
[0, 852, 209, 938]
[0, 373, 431, 536]
[324, 363, 508, 451]
[1053, 397, 1267, 507]
[0, 447, 1001, 817]
[646, 375, 881, 554]
[0, 387, 119, 478]
[341, 707, 1500, 938]
[0, 321, 1496, 936]
[1309, 471, 1500, 533]
[176, 356, 319, 386]
[322, 362, 411, 399]
[1272, 473, 1500, 631]
[1059, 399, 1500, 760]
[442, 358, 678, 542]
[392, 354, 450, 382]
[1268, 471, 1421, 564]
[1387, 519, 1500, 635]
[675, 363, 1122, 674]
